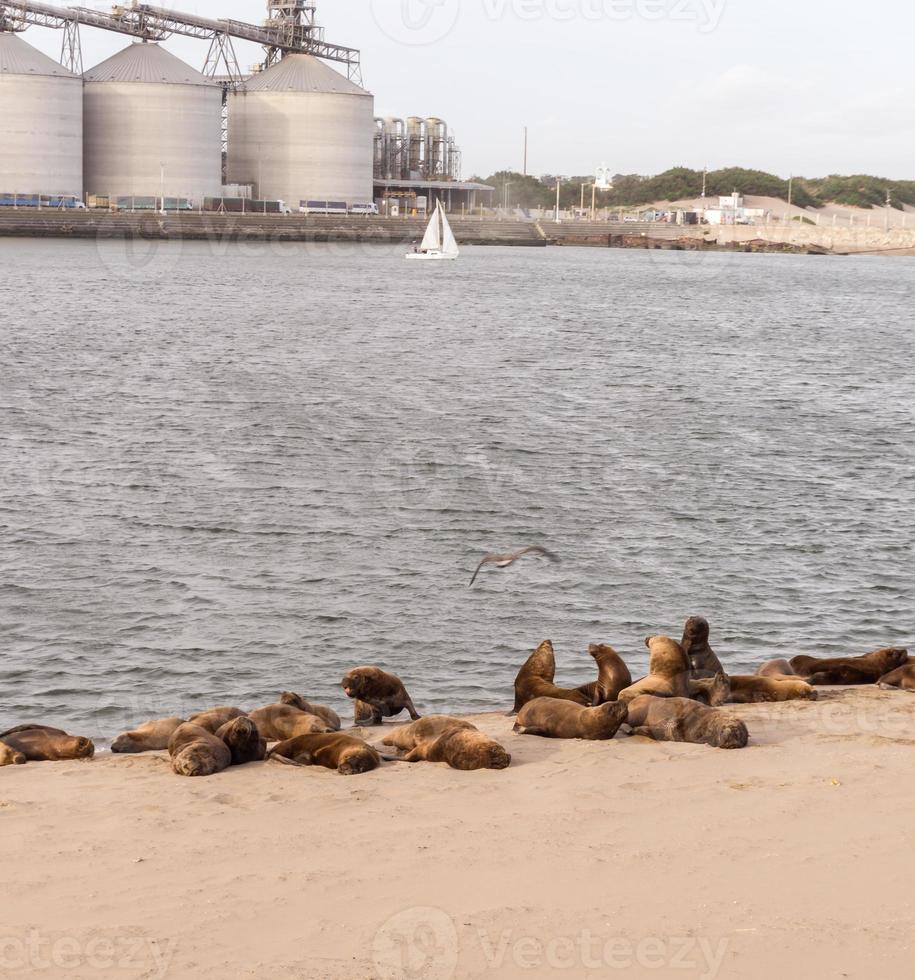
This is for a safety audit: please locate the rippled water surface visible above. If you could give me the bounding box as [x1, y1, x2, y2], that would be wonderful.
[1, 238, 913, 736]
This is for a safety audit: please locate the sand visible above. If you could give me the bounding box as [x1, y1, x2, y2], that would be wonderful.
[3, 687, 915, 979]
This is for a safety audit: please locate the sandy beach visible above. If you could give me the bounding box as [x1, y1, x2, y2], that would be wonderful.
[3, 686, 914, 979]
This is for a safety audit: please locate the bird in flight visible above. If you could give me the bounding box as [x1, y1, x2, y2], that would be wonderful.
[469, 546, 559, 586]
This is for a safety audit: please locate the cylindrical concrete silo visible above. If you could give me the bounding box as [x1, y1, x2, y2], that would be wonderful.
[83, 42, 222, 201]
[227, 54, 373, 207]
[0, 32, 83, 196]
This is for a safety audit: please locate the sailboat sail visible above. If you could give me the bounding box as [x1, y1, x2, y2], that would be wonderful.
[420, 204, 442, 252]
[440, 208, 459, 257]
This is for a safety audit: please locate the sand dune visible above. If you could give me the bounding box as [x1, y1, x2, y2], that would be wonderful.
[3, 687, 915, 979]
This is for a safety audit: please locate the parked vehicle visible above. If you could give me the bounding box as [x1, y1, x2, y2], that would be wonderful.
[110, 196, 194, 211]
[203, 197, 292, 215]
[0, 194, 86, 209]
[349, 202, 379, 215]
[300, 200, 349, 215]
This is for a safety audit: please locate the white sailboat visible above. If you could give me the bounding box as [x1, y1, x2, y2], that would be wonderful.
[405, 201, 460, 261]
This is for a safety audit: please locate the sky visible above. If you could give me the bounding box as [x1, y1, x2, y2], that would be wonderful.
[19, 0, 915, 180]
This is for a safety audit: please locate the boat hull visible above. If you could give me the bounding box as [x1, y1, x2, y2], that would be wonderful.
[405, 251, 458, 261]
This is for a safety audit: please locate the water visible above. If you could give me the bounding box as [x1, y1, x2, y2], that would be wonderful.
[1, 237, 913, 738]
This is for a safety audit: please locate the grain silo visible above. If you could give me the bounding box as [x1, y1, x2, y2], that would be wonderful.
[227, 54, 373, 207]
[0, 32, 83, 196]
[83, 42, 222, 201]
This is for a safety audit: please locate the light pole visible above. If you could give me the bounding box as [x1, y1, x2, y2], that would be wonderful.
[554, 177, 560, 222]
[503, 179, 513, 215]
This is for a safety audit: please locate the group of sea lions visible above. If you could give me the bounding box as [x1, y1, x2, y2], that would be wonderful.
[2, 621, 910, 772]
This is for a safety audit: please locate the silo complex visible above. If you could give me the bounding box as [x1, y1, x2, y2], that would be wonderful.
[0, 32, 83, 196]
[227, 54, 373, 206]
[83, 42, 222, 200]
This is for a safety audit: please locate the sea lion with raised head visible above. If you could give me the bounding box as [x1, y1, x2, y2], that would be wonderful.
[270, 733, 382, 775]
[216, 716, 267, 765]
[168, 723, 231, 777]
[111, 717, 186, 754]
[341, 667, 421, 725]
[790, 647, 908, 685]
[626, 695, 749, 749]
[279, 692, 341, 731]
[726, 676, 817, 704]
[0, 725, 95, 764]
[681, 617, 725, 677]
[618, 636, 692, 703]
[248, 704, 334, 741]
[512, 640, 592, 713]
[574, 644, 632, 705]
[878, 664, 915, 692]
[756, 659, 798, 679]
[514, 698, 629, 740]
[383, 716, 511, 770]
[187, 707, 247, 734]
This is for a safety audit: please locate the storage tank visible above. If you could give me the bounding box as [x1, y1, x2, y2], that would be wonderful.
[0, 32, 83, 196]
[406, 117, 425, 179]
[228, 54, 373, 207]
[425, 118, 447, 179]
[83, 42, 222, 200]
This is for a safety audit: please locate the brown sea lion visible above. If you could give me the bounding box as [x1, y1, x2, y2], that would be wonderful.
[111, 717, 186, 754]
[0, 742, 27, 766]
[270, 733, 382, 775]
[216, 717, 267, 765]
[341, 667, 421, 725]
[279, 692, 341, 731]
[248, 704, 334, 741]
[514, 698, 629, 740]
[790, 647, 908, 685]
[756, 659, 798, 678]
[681, 617, 725, 677]
[878, 665, 915, 692]
[574, 644, 632, 705]
[187, 707, 247, 734]
[726, 676, 817, 704]
[626, 695, 749, 749]
[512, 640, 592, 713]
[0, 725, 95, 763]
[383, 716, 511, 770]
[168, 723, 231, 777]
[618, 636, 692, 703]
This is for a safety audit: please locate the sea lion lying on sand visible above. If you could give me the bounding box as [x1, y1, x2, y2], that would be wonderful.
[0, 742, 26, 766]
[248, 704, 335, 741]
[574, 644, 632, 705]
[514, 698, 629, 741]
[512, 641, 592, 713]
[878, 665, 915, 692]
[168, 723, 232, 777]
[618, 636, 693, 703]
[270, 733, 382, 775]
[279, 692, 341, 731]
[626, 696, 749, 749]
[341, 667, 421, 725]
[0, 725, 95, 764]
[790, 647, 908, 685]
[681, 616, 725, 677]
[187, 707, 247, 734]
[756, 659, 798, 679]
[726, 676, 817, 704]
[383, 716, 511, 770]
[111, 717, 186, 753]
[216, 717, 266, 765]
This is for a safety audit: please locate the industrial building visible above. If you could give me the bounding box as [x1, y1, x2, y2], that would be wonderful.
[0, 0, 483, 211]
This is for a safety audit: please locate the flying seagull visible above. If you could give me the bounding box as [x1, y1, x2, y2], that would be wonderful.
[469, 546, 559, 586]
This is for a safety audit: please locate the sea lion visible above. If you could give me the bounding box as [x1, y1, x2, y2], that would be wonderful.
[270, 733, 382, 775]
[0, 742, 26, 766]
[0, 725, 95, 763]
[726, 676, 817, 704]
[248, 704, 334, 741]
[574, 644, 632, 705]
[626, 695, 749, 749]
[187, 706, 247, 734]
[168, 723, 231, 777]
[618, 636, 692, 703]
[878, 665, 915, 692]
[512, 640, 592, 713]
[383, 716, 511, 770]
[215, 716, 267, 766]
[790, 647, 908, 685]
[681, 616, 725, 677]
[111, 717, 186, 754]
[756, 659, 798, 678]
[514, 698, 629, 740]
[279, 692, 341, 731]
[341, 667, 421, 725]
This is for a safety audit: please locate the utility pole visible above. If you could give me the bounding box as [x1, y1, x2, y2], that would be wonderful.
[701, 167, 707, 199]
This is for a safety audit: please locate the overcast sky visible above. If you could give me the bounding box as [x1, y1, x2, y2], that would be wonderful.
[21, 0, 915, 180]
